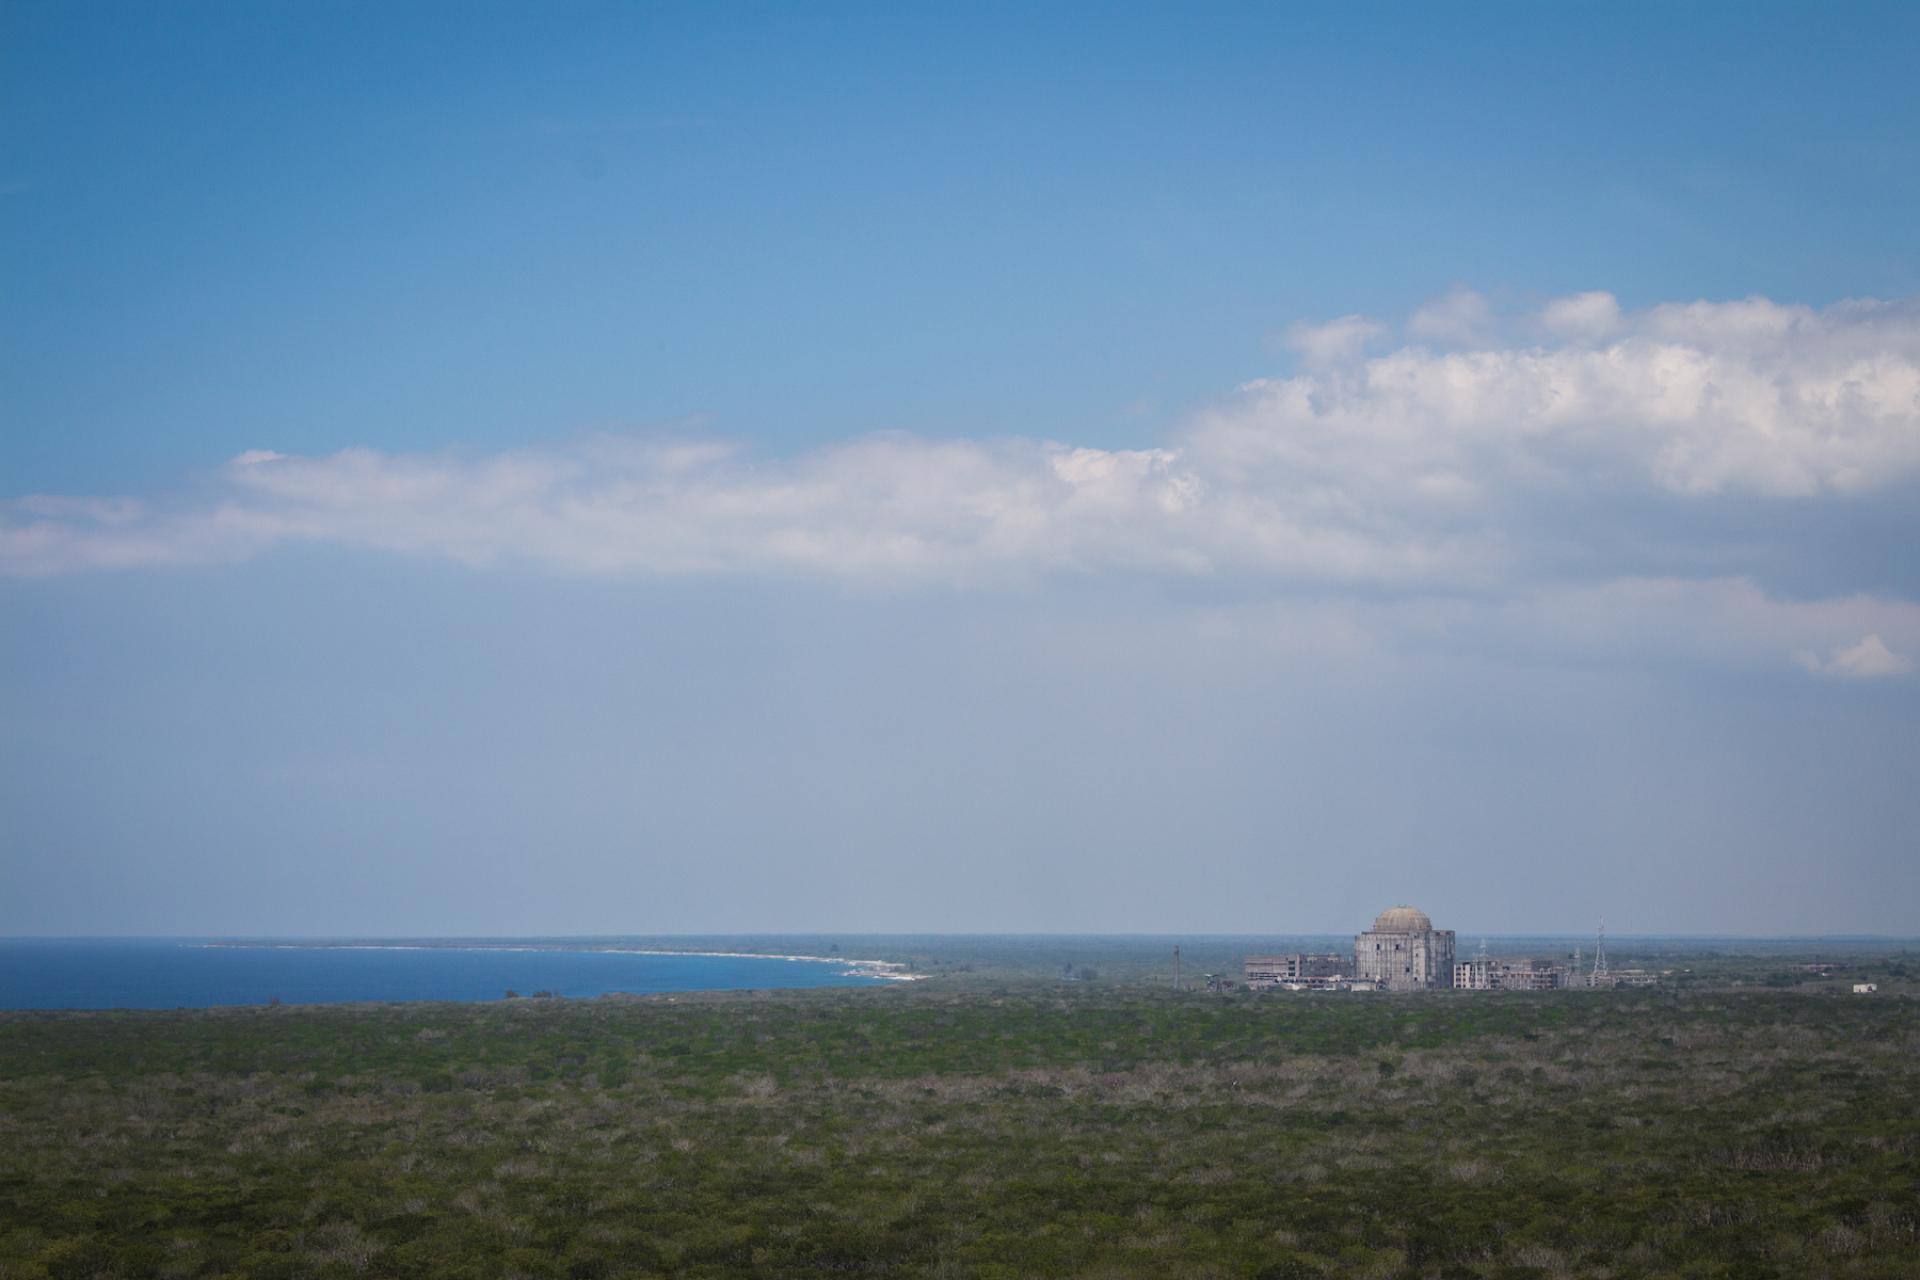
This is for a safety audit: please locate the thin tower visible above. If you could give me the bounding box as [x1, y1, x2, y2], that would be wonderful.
[1173, 945, 1181, 991]
[1591, 918, 1609, 981]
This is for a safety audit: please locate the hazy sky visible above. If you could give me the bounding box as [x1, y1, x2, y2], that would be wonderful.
[5, 2, 1918, 936]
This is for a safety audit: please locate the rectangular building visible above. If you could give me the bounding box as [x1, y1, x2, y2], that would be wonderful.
[1244, 953, 1346, 989]
[1455, 957, 1568, 990]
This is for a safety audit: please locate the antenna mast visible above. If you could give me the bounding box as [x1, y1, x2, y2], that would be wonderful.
[1592, 918, 1609, 982]
[1173, 944, 1181, 991]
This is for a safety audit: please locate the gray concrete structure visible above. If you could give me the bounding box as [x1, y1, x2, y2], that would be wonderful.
[1355, 905, 1455, 990]
[1455, 956, 1567, 990]
[1243, 953, 1346, 989]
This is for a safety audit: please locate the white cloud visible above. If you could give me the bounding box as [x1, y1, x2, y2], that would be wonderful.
[1200, 294, 1920, 497]
[1539, 290, 1622, 341]
[4, 291, 1919, 679]
[1279, 314, 1386, 367]
[1408, 287, 1495, 347]
[1497, 579, 1920, 676]
[2, 436, 1242, 583]
[1794, 633, 1914, 679]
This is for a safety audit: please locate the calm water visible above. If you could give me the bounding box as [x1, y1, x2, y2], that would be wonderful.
[0, 939, 890, 1010]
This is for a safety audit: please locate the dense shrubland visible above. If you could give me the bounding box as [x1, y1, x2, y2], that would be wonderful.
[1, 983, 1915, 1278]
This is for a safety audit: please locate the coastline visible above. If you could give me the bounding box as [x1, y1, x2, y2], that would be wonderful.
[196, 940, 927, 982]
[591, 947, 924, 981]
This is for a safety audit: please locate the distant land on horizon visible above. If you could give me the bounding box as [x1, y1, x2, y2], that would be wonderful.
[9, 931, 1920, 943]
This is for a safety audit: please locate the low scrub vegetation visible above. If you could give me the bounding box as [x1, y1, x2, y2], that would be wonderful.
[1, 985, 1915, 1278]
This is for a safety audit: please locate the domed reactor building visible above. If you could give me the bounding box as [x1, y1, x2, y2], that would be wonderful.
[1355, 906, 1456, 990]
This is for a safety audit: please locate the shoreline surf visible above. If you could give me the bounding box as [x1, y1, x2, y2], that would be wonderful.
[195, 940, 926, 981]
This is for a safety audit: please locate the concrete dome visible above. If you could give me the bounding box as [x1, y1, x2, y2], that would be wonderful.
[1372, 905, 1433, 934]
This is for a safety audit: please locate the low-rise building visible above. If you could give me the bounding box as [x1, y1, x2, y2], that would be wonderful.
[1244, 953, 1346, 989]
[1573, 968, 1660, 989]
[1454, 956, 1568, 990]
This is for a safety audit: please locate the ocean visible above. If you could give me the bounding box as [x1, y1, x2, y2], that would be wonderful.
[0, 939, 897, 1010]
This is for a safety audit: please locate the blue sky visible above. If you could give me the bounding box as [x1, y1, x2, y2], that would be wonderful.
[4, 2, 1918, 935]
[10, 1, 1918, 487]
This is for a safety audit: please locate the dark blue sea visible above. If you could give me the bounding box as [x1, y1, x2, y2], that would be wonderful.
[0, 939, 894, 1010]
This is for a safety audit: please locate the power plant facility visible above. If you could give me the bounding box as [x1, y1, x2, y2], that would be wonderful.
[1242, 952, 1347, 989]
[1243, 906, 1656, 992]
[1356, 905, 1456, 990]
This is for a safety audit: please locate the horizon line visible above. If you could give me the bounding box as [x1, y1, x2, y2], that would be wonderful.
[6, 931, 1918, 944]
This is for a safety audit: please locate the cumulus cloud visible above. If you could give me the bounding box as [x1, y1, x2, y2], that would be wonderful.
[5, 291, 1920, 675]
[1279, 314, 1386, 367]
[1794, 633, 1914, 679]
[1200, 293, 1920, 497]
[1408, 287, 1496, 347]
[1539, 290, 1622, 341]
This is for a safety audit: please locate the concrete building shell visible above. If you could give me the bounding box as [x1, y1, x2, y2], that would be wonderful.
[1243, 953, 1346, 989]
[1354, 906, 1455, 990]
[1454, 957, 1567, 991]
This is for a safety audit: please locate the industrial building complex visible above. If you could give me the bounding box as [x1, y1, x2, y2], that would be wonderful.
[1244, 905, 1657, 992]
[1356, 905, 1455, 990]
